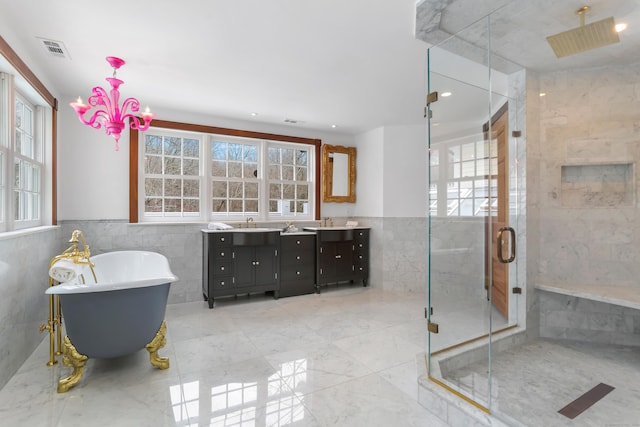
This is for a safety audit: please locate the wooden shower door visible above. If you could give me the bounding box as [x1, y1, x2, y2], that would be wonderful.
[485, 105, 509, 319]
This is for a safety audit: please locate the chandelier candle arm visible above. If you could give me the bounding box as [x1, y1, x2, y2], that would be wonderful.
[69, 56, 155, 151]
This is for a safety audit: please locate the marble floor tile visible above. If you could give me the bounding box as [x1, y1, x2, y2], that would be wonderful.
[4, 286, 634, 426]
[264, 342, 374, 395]
[173, 331, 263, 375]
[333, 328, 424, 372]
[301, 373, 449, 427]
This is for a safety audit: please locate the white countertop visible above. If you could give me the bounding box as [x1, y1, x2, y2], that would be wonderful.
[303, 226, 370, 231]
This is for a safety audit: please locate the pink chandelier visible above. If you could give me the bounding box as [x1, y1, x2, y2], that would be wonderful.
[69, 56, 155, 151]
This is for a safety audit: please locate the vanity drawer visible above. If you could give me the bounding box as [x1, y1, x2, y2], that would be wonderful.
[212, 276, 233, 290]
[353, 230, 369, 244]
[281, 265, 315, 281]
[281, 250, 315, 266]
[212, 233, 232, 246]
[281, 235, 315, 251]
[213, 260, 233, 274]
[214, 248, 232, 260]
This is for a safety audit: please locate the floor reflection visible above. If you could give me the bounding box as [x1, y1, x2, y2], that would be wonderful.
[170, 359, 308, 426]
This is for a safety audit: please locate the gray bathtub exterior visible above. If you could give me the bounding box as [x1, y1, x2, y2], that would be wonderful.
[60, 283, 170, 358]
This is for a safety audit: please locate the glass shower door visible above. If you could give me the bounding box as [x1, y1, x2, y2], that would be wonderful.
[425, 14, 523, 413]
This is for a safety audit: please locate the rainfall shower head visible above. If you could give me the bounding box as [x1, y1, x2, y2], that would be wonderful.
[546, 6, 619, 58]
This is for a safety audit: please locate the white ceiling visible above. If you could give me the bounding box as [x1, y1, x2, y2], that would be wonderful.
[0, 0, 431, 136]
[3, 1, 638, 139]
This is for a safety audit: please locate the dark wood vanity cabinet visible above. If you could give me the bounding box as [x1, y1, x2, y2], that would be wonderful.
[202, 231, 280, 308]
[279, 233, 316, 297]
[311, 228, 370, 292]
[203, 227, 370, 306]
[352, 229, 369, 282]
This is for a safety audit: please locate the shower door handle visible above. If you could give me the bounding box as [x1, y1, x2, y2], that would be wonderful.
[497, 227, 516, 263]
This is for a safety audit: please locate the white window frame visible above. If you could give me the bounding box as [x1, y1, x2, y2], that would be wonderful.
[0, 71, 48, 232]
[430, 134, 497, 218]
[139, 128, 204, 221]
[138, 127, 317, 223]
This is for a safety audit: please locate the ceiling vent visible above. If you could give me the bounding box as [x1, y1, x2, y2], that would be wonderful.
[284, 118, 305, 124]
[37, 38, 70, 59]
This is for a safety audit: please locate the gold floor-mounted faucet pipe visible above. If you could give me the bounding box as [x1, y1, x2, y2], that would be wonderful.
[40, 230, 97, 366]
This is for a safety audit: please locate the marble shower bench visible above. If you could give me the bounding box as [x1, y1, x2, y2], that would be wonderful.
[536, 282, 640, 346]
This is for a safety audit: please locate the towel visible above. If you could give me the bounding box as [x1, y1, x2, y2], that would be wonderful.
[207, 222, 233, 230]
[48, 259, 79, 283]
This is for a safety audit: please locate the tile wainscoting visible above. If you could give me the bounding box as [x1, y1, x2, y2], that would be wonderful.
[0, 226, 63, 389]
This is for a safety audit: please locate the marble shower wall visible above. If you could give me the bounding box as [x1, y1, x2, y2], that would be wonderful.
[0, 227, 63, 389]
[536, 62, 640, 288]
[539, 290, 640, 346]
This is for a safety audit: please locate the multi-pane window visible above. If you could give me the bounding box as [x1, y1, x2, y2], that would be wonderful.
[267, 145, 309, 216]
[143, 133, 201, 218]
[211, 139, 259, 215]
[13, 94, 42, 227]
[139, 128, 315, 222]
[1, 48, 52, 234]
[430, 135, 497, 217]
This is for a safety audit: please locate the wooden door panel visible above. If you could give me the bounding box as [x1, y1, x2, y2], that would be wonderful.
[485, 107, 510, 319]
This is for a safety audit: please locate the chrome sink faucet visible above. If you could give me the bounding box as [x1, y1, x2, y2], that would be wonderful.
[322, 217, 333, 227]
[246, 217, 255, 228]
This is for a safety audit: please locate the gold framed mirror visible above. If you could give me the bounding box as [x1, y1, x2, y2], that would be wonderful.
[322, 144, 356, 203]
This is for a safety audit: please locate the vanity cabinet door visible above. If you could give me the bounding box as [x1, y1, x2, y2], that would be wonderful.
[319, 241, 353, 282]
[233, 244, 279, 291]
[254, 246, 278, 287]
[234, 246, 255, 288]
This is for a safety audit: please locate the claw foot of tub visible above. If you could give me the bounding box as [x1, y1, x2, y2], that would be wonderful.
[146, 321, 169, 370]
[58, 336, 88, 393]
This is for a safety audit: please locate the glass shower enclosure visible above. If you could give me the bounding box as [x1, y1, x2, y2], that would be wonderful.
[425, 11, 526, 414]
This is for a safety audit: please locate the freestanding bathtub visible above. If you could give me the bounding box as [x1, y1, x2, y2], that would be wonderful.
[46, 250, 178, 392]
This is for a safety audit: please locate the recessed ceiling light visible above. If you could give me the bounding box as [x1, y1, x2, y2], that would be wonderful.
[441, 92, 452, 97]
[539, 92, 546, 97]
[331, 124, 337, 128]
[250, 112, 258, 117]
[615, 23, 627, 32]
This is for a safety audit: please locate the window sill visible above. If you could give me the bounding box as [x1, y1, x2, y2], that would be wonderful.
[0, 225, 60, 242]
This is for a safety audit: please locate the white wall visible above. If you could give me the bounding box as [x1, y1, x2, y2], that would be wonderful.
[382, 125, 427, 217]
[352, 127, 385, 217]
[58, 107, 131, 220]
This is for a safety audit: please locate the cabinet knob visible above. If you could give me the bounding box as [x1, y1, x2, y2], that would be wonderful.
[359, 267, 363, 271]
[359, 255, 363, 259]
[221, 237, 225, 242]
[220, 266, 225, 271]
[296, 271, 301, 275]
[296, 240, 301, 245]
[359, 244, 363, 248]
[296, 256, 301, 260]
[220, 281, 225, 286]
[335, 255, 342, 259]
[220, 252, 225, 257]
